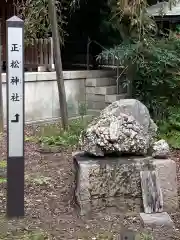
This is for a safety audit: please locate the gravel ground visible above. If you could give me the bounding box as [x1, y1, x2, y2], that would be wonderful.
[0, 125, 180, 239]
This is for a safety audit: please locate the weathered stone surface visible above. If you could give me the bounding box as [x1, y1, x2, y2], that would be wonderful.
[151, 139, 170, 159]
[86, 77, 116, 87]
[153, 159, 178, 212]
[140, 170, 163, 213]
[80, 99, 157, 156]
[140, 212, 174, 227]
[73, 154, 178, 216]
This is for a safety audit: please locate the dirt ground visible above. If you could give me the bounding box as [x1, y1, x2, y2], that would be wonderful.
[0, 125, 180, 239]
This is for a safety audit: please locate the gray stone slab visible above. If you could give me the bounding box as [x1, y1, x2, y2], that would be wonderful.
[87, 100, 106, 110]
[140, 170, 163, 213]
[73, 153, 178, 216]
[153, 159, 178, 212]
[95, 86, 117, 95]
[140, 212, 174, 227]
[87, 109, 101, 116]
[86, 93, 105, 102]
[86, 77, 116, 87]
[105, 94, 127, 103]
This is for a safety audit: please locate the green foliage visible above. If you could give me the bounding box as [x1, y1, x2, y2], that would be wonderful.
[140, 233, 154, 240]
[98, 3, 122, 47]
[0, 177, 6, 184]
[0, 160, 6, 168]
[25, 136, 38, 143]
[108, 0, 158, 42]
[157, 107, 180, 149]
[98, 0, 180, 123]
[99, 35, 180, 119]
[14, 0, 73, 43]
[38, 118, 86, 147]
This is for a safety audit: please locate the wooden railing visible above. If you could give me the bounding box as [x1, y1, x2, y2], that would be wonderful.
[24, 37, 54, 71]
[1, 37, 54, 72]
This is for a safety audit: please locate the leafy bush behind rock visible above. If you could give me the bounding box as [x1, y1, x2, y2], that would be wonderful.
[99, 34, 180, 148]
[157, 107, 180, 149]
[99, 35, 180, 120]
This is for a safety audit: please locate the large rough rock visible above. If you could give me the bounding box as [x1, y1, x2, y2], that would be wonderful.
[73, 154, 178, 216]
[80, 99, 157, 156]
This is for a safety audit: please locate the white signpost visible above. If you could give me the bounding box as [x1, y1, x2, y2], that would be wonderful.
[6, 16, 24, 217]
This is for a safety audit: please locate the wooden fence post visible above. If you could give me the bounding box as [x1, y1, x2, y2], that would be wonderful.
[50, 37, 55, 71]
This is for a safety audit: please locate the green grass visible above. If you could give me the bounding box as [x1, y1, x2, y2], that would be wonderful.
[25, 136, 38, 143]
[139, 233, 154, 240]
[0, 160, 6, 184]
[23, 116, 92, 149]
[38, 118, 89, 148]
[0, 177, 6, 183]
[22, 231, 47, 240]
[0, 160, 6, 168]
[0, 230, 47, 240]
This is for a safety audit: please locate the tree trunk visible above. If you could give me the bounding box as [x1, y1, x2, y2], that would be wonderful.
[48, 0, 68, 129]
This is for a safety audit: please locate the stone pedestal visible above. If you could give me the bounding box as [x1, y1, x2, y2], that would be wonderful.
[73, 153, 178, 216]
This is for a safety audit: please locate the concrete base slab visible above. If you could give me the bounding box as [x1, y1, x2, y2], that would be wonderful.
[140, 212, 174, 228]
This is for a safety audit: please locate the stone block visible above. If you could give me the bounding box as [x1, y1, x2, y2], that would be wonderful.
[87, 109, 101, 116]
[73, 154, 178, 216]
[85, 70, 115, 78]
[105, 94, 127, 103]
[86, 86, 96, 94]
[140, 212, 174, 228]
[86, 86, 117, 95]
[87, 100, 106, 110]
[64, 70, 115, 79]
[153, 159, 178, 212]
[86, 77, 116, 87]
[95, 86, 117, 95]
[86, 94, 105, 102]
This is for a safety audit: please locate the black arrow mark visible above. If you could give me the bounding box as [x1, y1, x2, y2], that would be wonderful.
[11, 114, 20, 123]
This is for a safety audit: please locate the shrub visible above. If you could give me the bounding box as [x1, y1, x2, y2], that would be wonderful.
[157, 107, 180, 149]
[99, 35, 180, 120]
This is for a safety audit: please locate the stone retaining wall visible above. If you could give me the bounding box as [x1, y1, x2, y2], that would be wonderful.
[2, 70, 115, 123]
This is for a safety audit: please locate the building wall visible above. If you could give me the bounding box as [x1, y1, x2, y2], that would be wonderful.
[2, 71, 86, 123]
[1, 70, 114, 124]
